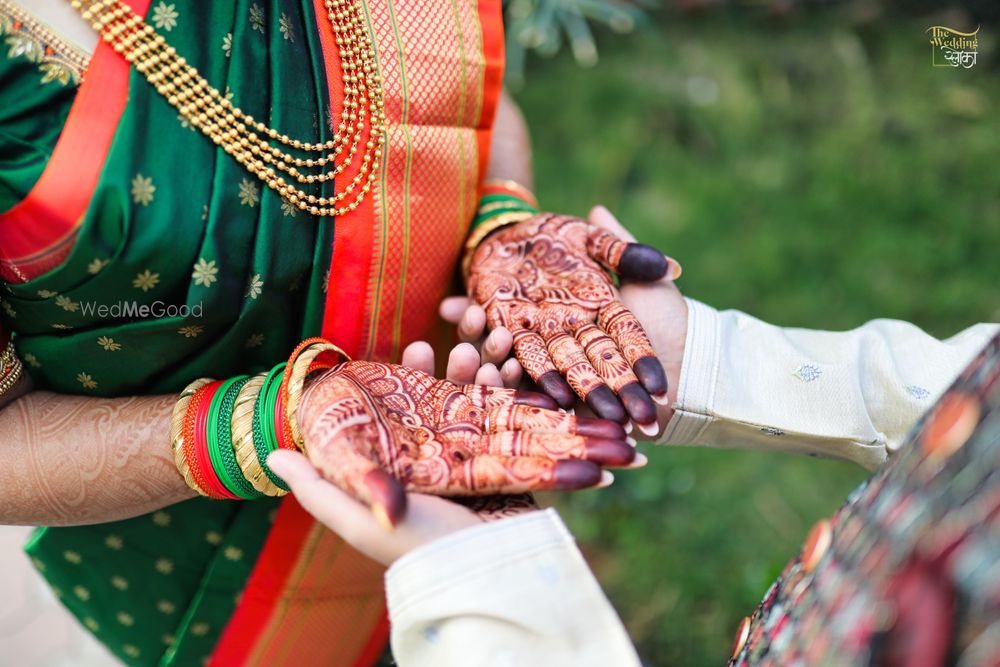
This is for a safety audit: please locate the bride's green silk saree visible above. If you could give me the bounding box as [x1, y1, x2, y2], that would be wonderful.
[0, 0, 503, 664]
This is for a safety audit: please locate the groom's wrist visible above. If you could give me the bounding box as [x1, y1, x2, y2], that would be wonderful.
[658, 298, 722, 445]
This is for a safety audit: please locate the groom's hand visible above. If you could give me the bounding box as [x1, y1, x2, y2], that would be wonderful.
[588, 207, 687, 434]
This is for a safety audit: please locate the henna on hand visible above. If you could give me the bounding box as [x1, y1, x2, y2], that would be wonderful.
[297, 361, 633, 527]
[467, 213, 671, 427]
[456, 492, 538, 522]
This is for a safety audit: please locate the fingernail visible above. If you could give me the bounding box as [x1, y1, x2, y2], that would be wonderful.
[630, 453, 649, 468]
[552, 460, 603, 490]
[364, 469, 407, 528]
[584, 385, 627, 423]
[665, 256, 683, 281]
[634, 357, 668, 397]
[583, 438, 636, 466]
[636, 420, 660, 438]
[652, 393, 671, 406]
[624, 421, 633, 434]
[596, 471, 615, 489]
[626, 436, 637, 447]
[372, 503, 395, 531]
[573, 417, 626, 439]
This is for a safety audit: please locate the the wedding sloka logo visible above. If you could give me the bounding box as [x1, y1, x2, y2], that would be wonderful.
[927, 25, 979, 68]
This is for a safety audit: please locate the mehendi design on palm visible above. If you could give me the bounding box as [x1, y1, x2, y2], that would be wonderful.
[298, 360, 633, 526]
[468, 213, 670, 426]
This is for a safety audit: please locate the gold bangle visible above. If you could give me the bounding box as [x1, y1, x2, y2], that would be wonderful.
[170, 378, 214, 496]
[462, 210, 536, 278]
[232, 372, 286, 497]
[285, 342, 350, 452]
[481, 179, 539, 208]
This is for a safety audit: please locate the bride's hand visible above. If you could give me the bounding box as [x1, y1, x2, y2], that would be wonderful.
[442, 206, 685, 437]
[282, 339, 632, 517]
[269, 340, 627, 565]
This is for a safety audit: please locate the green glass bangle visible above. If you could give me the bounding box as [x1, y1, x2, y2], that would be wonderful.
[214, 376, 260, 500]
[261, 366, 283, 454]
[473, 205, 538, 228]
[206, 376, 246, 498]
[251, 363, 289, 491]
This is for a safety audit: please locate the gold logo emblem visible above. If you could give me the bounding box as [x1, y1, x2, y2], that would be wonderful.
[927, 26, 979, 69]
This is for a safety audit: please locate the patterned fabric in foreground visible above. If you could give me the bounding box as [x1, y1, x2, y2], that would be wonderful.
[731, 333, 1000, 666]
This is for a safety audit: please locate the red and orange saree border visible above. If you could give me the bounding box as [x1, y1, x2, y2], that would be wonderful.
[214, 2, 504, 663]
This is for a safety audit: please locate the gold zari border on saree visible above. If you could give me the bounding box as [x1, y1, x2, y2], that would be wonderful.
[0, 0, 90, 86]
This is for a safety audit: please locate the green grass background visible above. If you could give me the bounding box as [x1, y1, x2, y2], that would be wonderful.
[515, 8, 999, 665]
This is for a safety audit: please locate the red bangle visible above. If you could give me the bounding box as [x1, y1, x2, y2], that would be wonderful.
[274, 384, 296, 451]
[182, 382, 223, 499]
[194, 381, 239, 500]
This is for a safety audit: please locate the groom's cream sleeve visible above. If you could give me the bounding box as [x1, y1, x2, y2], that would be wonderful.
[659, 298, 998, 469]
[385, 509, 641, 667]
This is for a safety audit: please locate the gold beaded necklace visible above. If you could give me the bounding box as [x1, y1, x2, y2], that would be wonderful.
[69, 0, 386, 217]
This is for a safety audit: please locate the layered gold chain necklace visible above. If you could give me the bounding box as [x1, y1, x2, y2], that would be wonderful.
[69, 0, 386, 217]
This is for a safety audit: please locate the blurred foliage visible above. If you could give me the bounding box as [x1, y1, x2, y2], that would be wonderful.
[505, 0, 1000, 86]
[518, 5, 1000, 666]
[503, 0, 651, 85]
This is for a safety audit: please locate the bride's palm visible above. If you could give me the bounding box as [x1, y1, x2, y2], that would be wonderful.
[299, 360, 633, 525]
[468, 213, 671, 427]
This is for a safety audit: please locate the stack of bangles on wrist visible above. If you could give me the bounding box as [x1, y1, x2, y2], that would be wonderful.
[170, 338, 347, 499]
[0, 331, 25, 398]
[461, 179, 539, 277]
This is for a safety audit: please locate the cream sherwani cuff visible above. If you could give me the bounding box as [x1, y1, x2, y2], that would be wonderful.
[386, 509, 574, 617]
[660, 297, 721, 446]
[385, 509, 642, 667]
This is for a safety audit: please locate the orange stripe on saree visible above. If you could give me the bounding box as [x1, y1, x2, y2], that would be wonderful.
[212, 2, 504, 665]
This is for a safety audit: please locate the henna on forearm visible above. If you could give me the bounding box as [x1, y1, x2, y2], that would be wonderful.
[0, 390, 195, 526]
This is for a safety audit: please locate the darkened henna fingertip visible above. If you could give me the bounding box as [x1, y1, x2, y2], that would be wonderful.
[537, 371, 576, 409]
[619, 382, 657, 426]
[634, 356, 668, 397]
[572, 417, 627, 439]
[619, 244, 669, 281]
[512, 390, 559, 410]
[584, 385, 627, 424]
[552, 459, 603, 490]
[584, 438, 637, 466]
[364, 469, 407, 528]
